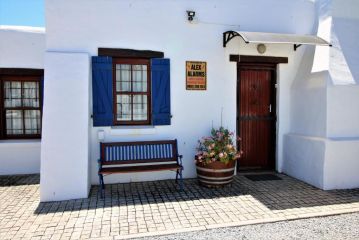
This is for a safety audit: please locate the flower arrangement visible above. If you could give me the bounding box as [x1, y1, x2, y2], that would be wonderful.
[195, 127, 242, 165]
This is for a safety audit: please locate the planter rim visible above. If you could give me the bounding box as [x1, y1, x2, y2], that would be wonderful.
[196, 160, 236, 168]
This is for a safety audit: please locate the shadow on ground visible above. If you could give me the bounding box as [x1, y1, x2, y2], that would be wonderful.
[25, 173, 359, 215]
[0, 174, 39, 186]
[1, 173, 358, 215]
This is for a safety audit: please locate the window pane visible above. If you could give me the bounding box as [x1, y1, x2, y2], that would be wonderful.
[24, 110, 41, 134]
[23, 82, 40, 107]
[133, 95, 148, 121]
[116, 94, 132, 121]
[116, 64, 131, 92]
[133, 65, 147, 92]
[4, 81, 22, 107]
[6, 110, 23, 135]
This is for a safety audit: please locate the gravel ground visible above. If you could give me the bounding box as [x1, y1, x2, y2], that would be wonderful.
[135, 212, 359, 240]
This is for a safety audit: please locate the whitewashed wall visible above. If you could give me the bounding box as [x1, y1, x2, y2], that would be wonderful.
[40, 52, 91, 201]
[42, 0, 315, 201]
[0, 26, 45, 175]
[283, 0, 359, 190]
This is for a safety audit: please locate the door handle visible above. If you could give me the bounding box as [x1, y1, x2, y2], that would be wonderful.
[269, 104, 272, 113]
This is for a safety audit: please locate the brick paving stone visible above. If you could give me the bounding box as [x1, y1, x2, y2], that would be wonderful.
[0, 173, 358, 239]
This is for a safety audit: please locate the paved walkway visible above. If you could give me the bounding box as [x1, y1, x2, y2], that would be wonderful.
[0, 173, 358, 240]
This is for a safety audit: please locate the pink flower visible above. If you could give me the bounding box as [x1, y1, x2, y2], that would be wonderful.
[219, 153, 224, 158]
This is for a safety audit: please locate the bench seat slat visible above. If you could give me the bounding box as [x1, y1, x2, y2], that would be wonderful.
[99, 164, 181, 174]
[101, 158, 176, 165]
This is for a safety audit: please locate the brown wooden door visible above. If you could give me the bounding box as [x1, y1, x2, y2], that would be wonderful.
[237, 65, 276, 170]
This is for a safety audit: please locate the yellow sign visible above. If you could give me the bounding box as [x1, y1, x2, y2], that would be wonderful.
[186, 61, 207, 90]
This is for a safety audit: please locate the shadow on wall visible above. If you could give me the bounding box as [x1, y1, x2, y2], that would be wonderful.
[329, 17, 358, 85]
[290, 45, 317, 89]
[297, 0, 358, 86]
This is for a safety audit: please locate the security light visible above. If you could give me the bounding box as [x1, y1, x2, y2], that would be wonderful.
[187, 10, 196, 22]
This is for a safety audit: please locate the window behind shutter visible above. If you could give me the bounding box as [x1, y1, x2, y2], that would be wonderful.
[40, 75, 44, 111]
[40, 75, 44, 134]
[151, 58, 171, 125]
[92, 56, 113, 126]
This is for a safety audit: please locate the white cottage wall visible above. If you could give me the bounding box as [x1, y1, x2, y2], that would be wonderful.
[324, 139, 359, 190]
[0, 26, 45, 68]
[43, 0, 316, 192]
[40, 52, 91, 201]
[284, 0, 359, 190]
[323, 2, 359, 189]
[283, 49, 328, 188]
[0, 26, 45, 175]
[0, 140, 41, 175]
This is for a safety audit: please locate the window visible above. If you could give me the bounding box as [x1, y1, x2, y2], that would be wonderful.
[113, 58, 151, 125]
[92, 54, 170, 127]
[0, 76, 42, 139]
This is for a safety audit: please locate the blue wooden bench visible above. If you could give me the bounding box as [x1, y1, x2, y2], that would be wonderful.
[98, 139, 183, 196]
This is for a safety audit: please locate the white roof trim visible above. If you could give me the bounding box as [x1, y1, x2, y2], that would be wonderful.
[0, 25, 45, 34]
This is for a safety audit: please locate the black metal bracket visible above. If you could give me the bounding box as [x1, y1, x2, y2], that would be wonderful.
[294, 44, 302, 51]
[223, 31, 242, 48]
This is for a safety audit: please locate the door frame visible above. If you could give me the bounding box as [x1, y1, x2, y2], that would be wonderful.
[230, 55, 288, 171]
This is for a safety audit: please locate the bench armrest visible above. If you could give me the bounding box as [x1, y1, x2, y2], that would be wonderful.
[97, 159, 102, 171]
[177, 154, 183, 166]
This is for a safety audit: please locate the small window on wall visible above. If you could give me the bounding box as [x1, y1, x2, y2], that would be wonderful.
[0, 76, 43, 139]
[114, 59, 151, 125]
[92, 55, 171, 127]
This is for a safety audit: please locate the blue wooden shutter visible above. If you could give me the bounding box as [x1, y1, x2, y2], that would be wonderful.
[92, 56, 113, 126]
[151, 58, 171, 125]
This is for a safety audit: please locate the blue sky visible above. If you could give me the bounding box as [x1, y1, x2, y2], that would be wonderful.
[0, 0, 44, 27]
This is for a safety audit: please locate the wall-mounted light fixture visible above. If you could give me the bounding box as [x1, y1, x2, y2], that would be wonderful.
[257, 44, 266, 54]
[187, 10, 196, 22]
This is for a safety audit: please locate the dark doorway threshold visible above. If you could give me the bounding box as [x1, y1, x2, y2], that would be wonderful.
[244, 173, 282, 182]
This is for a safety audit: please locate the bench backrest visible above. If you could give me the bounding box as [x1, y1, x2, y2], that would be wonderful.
[100, 140, 178, 165]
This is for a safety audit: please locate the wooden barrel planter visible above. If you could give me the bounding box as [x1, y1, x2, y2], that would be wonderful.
[196, 160, 236, 188]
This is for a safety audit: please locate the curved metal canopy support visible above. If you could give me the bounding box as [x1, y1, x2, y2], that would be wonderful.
[223, 31, 246, 47]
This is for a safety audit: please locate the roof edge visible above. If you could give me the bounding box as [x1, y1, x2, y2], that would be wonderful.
[0, 25, 45, 34]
